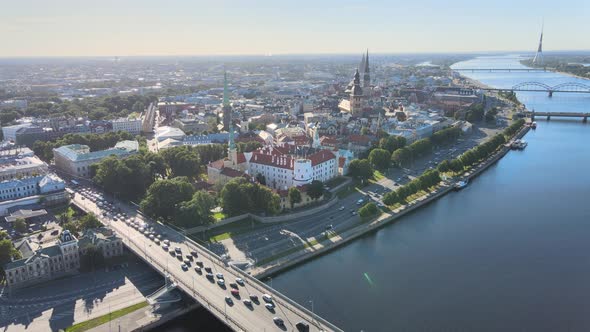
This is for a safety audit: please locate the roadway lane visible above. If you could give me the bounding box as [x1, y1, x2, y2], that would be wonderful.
[72, 192, 341, 332]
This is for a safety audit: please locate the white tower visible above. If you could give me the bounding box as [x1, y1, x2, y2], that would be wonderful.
[292, 159, 313, 186]
[533, 23, 544, 66]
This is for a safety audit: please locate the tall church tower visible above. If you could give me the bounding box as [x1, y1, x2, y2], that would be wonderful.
[350, 69, 364, 114]
[363, 50, 371, 95]
[222, 72, 232, 131]
[227, 123, 237, 166]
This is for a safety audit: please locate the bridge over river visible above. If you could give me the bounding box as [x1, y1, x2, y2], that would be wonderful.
[71, 192, 341, 332]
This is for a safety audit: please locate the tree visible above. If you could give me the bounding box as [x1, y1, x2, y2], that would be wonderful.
[256, 173, 267, 185]
[62, 221, 79, 234]
[219, 178, 280, 216]
[348, 159, 373, 180]
[175, 191, 216, 227]
[437, 159, 451, 173]
[140, 177, 195, 220]
[379, 135, 406, 153]
[391, 148, 411, 167]
[358, 202, 379, 218]
[14, 218, 27, 233]
[160, 146, 201, 178]
[360, 126, 369, 135]
[368, 148, 391, 170]
[80, 213, 102, 231]
[307, 180, 324, 201]
[449, 159, 464, 173]
[288, 187, 302, 209]
[0, 239, 21, 272]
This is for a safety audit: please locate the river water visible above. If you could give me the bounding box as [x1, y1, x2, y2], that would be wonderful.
[164, 55, 590, 331]
[267, 56, 590, 332]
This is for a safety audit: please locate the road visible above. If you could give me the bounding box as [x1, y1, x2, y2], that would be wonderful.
[72, 191, 340, 332]
[216, 125, 505, 269]
[0, 259, 161, 332]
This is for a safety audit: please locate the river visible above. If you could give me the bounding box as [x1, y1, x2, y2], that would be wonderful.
[163, 55, 590, 331]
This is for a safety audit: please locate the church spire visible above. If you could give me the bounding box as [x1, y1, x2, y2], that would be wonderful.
[222, 71, 232, 131]
[363, 49, 370, 90]
[223, 71, 230, 107]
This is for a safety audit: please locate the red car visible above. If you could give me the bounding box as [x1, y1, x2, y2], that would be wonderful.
[231, 289, 239, 296]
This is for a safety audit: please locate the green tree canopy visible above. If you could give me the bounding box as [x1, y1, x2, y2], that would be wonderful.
[140, 177, 195, 220]
[14, 218, 27, 233]
[348, 159, 373, 180]
[288, 187, 302, 209]
[219, 178, 280, 217]
[368, 148, 391, 170]
[307, 180, 324, 200]
[175, 191, 216, 228]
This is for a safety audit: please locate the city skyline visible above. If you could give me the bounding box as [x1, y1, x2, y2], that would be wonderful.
[1, 0, 589, 57]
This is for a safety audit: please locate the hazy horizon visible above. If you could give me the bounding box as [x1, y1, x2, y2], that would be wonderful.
[1, 0, 589, 57]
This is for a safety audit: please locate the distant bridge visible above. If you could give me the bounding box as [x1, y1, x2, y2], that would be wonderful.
[524, 111, 590, 122]
[480, 82, 590, 97]
[454, 68, 547, 72]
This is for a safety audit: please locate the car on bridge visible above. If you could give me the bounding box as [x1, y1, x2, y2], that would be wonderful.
[194, 266, 202, 274]
[225, 296, 233, 305]
[273, 317, 285, 327]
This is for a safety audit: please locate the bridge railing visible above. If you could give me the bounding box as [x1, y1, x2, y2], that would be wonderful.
[229, 264, 344, 332]
[160, 220, 344, 331]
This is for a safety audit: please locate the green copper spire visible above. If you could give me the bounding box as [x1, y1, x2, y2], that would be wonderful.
[228, 124, 236, 150]
[223, 71, 230, 107]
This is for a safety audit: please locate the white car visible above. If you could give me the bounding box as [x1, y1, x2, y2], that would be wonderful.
[338, 206, 345, 211]
[262, 294, 273, 303]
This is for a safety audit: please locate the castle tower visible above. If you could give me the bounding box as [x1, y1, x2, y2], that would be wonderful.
[350, 69, 364, 114]
[292, 159, 313, 186]
[222, 72, 232, 131]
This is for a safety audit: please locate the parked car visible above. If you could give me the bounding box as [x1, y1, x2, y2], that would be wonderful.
[181, 264, 188, 270]
[190, 250, 198, 257]
[249, 294, 259, 303]
[262, 294, 273, 303]
[235, 278, 245, 286]
[243, 299, 252, 307]
[231, 289, 239, 296]
[225, 296, 233, 305]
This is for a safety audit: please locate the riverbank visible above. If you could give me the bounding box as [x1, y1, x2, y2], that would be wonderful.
[253, 124, 531, 279]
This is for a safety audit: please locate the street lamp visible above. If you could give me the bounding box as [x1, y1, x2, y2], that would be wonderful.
[309, 299, 315, 323]
[268, 277, 273, 288]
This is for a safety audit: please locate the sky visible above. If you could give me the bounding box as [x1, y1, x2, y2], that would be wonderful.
[0, 0, 588, 57]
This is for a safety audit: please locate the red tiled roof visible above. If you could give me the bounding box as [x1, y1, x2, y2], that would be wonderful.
[349, 134, 371, 145]
[237, 152, 246, 164]
[320, 136, 339, 146]
[209, 159, 224, 170]
[308, 149, 336, 166]
[250, 152, 294, 170]
[338, 157, 346, 168]
[220, 167, 247, 178]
